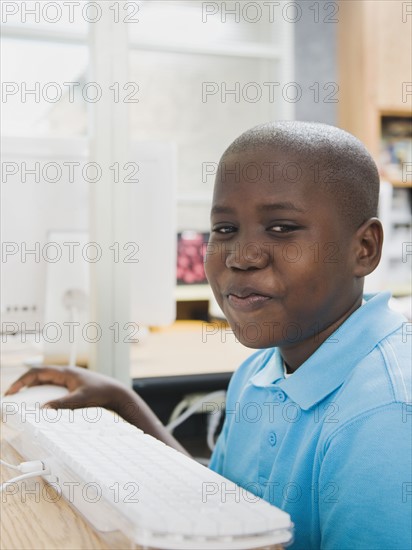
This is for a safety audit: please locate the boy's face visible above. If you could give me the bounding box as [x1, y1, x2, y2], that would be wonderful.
[204, 147, 362, 359]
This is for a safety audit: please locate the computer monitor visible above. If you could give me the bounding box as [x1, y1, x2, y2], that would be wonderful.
[1, 137, 177, 367]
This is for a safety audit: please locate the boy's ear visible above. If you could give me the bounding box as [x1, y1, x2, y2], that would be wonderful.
[352, 218, 383, 277]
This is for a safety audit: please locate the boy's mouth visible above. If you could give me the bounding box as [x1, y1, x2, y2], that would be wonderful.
[226, 286, 273, 311]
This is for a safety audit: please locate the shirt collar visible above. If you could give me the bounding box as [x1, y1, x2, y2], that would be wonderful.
[249, 292, 405, 410]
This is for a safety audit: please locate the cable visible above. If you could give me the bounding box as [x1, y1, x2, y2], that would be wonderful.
[0, 458, 45, 473]
[206, 406, 224, 452]
[0, 470, 50, 493]
[195, 457, 210, 467]
[166, 390, 226, 433]
[62, 288, 87, 368]
[0, 459, 20, 471]
[0, 459, 50, 493]
[168, 398, 190, 425]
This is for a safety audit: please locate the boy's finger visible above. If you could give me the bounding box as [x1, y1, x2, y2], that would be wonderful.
[4, 367, 65, 395]
[4, 370, 41, 395]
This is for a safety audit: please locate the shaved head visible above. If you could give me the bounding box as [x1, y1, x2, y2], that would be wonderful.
[219, 121, 380, 230]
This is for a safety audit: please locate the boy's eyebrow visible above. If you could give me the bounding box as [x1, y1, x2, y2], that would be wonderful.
[258, 202, 305, 213]
[211, 202, 305, 215]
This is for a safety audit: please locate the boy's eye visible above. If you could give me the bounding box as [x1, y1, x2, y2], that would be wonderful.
[269, 224, 297, 233]
[212, 225, 237, 234]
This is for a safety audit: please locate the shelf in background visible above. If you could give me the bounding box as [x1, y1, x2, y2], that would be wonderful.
[174, 284, 212, 302]
[390, 180, 412, 189]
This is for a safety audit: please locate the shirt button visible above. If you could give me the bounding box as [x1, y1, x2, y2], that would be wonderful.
[274, 390, 286, 402]
[268, 432, 277, 446]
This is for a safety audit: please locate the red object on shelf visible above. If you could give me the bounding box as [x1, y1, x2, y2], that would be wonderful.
[177, 231, 209, 285]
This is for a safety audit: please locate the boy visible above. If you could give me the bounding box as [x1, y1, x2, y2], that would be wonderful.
[5, 122, 411, 549]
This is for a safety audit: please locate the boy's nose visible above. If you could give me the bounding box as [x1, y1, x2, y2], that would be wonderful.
[225, 241, 269, 270]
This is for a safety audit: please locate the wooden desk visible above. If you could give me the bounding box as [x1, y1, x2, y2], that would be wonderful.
[1, 439, 284, 550]
[0, 366, 125, 550]
[0, 322, 253, 380]
[0, 334, 284, 550]
[131, 322, 253, 379]
[0, 435, 111, 550]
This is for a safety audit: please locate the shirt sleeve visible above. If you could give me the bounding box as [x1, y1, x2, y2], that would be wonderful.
[318, 403, 412, 550]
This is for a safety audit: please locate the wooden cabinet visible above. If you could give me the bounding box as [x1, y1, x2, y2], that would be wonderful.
[338, 0, 412, 169]
[338, 0, 411, 297]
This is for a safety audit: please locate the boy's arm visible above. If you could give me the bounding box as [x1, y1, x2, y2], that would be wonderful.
[5, 366, 190, 456]
[318, 403, 411, 549]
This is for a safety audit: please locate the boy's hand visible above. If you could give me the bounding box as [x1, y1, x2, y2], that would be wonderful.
[4, 366, 190, 456]
[4, 366, 128, 413]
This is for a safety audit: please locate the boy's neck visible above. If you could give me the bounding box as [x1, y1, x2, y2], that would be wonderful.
[280, 295, 364, 373]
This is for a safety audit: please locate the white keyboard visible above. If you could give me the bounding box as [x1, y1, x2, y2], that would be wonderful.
[1, 398, 293, 549]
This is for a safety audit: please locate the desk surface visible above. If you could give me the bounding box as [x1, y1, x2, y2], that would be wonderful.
[0, 375, 284, 550]
[0, 439, 283, 550]
[0, 356, 113, 550]
[131, 322, 253, 378]
[0, 435, 111, 550]
[0, 327, 257, 550]
[0, 323, 253, 381]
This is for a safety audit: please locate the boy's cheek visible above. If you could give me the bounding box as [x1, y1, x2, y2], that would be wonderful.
[203, 258, 214, 285]
[203, 245, 225, 279]
[203, 259, 223, 302]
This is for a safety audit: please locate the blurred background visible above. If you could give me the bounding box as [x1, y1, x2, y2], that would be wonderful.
[1, 1, 411, 405]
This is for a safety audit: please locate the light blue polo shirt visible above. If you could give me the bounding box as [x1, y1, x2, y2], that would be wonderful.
[209, 292, 412, 549]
